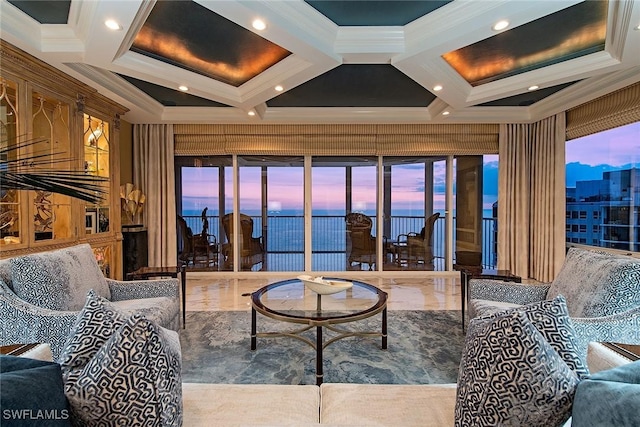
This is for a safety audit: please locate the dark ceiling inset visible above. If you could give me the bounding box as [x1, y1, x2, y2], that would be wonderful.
[267, 64, 436, 107]
[443, 1, 608, 86]
[305, 0, 452, 26]
[479, 81, 577, 107]
[7, 0, 70, 24]
[120, 75, 231, 108]
[3, 0, 632, 123]
[130, 0, 291, 87]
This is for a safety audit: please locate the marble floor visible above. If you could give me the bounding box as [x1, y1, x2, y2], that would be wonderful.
[184, 274, 463, 312]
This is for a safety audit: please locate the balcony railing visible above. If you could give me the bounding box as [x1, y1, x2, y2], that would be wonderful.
[182, 214, 497, 271]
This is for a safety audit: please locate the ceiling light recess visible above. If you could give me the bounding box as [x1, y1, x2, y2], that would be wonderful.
[528, 85, 539, 91]
[248, 110, 256, 116]
[433, 85, 443, 91]
[178, 85, 189, 92]
[274, 85, 284, 92]
[492, 20, 509, 31]
[104, 19, 122, 30]
[252, 19, 266, 31]
[442, 111, 450, 116]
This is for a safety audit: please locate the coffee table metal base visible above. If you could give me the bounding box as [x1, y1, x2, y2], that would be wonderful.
[250, 306, 388, 385]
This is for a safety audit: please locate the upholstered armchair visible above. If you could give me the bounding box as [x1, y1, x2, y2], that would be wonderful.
[468, 247, 640, 362]
[0, 244, 180, 360]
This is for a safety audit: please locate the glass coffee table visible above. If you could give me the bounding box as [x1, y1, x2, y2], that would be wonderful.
[250, 278, 388, 385]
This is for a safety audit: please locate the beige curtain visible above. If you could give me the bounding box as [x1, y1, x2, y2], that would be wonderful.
[133, 124, 176, 267]
[498, 113, 566, 282]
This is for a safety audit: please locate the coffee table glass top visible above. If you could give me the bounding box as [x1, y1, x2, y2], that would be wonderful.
[251, 278, 387, 322]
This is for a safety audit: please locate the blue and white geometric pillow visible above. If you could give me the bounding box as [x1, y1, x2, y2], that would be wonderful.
[62, 312, 182, 426]
[478, 295, 590, 379]
[455, 311, 580, 427]
[59, 290, 126, 371]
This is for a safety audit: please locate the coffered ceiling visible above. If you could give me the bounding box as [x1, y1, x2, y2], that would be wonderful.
[1, 0, 639, 124]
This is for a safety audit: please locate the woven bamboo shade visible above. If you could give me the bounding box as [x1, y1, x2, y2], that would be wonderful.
[174, 123, 500, 156]
[566, 82, 640, 140]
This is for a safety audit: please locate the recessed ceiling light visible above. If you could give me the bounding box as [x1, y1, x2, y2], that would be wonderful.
[433, 85, 443, 92]
[252, 19, 266, 31]
[104, 19, 122, 30]
[635, 23, 640, 30]
[248, 110, 256, 116]
[528, 85, 539, 91]
[178, 85, 189, 92]
[492, 20, 509, 31]
[442, 111, 450, 116]
[274, 85, 284, 92]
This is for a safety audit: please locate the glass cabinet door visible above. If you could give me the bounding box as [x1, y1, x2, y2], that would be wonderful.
[83, 114, 110, 235]
[31, 92, 72, 241]
[0, 79, 21, 246]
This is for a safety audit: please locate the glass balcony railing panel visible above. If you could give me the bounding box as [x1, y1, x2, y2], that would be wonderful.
[312, 216, 346, 252]
[179, 214, 498, 271]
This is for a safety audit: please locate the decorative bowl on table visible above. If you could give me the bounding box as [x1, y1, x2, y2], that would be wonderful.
[297, 275, 353, 295]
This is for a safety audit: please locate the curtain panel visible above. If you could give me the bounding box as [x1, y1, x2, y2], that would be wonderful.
[133, 124, 177, 267]
[498, 113, 566, 282]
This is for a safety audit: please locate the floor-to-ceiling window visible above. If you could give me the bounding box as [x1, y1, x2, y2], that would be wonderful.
[382, 157, 444, 271]
[175, 156, 232, 270]
[311, 157, 377, 272]
[565, 120, 640, 359]
[175, 154, 498, 273]
[565, 121, 639, 252]
[235, 156, 305, 271]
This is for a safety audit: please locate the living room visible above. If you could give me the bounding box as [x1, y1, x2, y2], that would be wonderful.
[1, 1, 640, 425]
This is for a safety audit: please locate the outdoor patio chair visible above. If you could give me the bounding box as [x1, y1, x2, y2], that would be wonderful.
[177, 215, 195, 267]
[192, 233, 218, 267]
[221, 213, 265, 270]
[395, 212, 440, 269]
[345, 213, 377, 270]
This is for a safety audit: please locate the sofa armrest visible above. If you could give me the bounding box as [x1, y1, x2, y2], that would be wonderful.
[107, 278, 180, 302]
[571, 306, 640, 361]
[586, 342, 633, 374]
[469, 279, 550, 305]
[0, 286, 78, 361]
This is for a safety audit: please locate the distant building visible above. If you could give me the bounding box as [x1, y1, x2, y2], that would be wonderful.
[566, 168, 639, 251]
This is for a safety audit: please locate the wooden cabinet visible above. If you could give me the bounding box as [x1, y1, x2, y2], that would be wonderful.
[0, 40, 128, 278]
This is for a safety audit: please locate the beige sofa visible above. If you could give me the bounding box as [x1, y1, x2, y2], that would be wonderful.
[181, 342, 632, 426]
[14, 326, 632, 426]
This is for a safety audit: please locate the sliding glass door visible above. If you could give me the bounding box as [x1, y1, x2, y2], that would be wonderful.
[311, 157, 377, 272]
[175, 154, 497, 273]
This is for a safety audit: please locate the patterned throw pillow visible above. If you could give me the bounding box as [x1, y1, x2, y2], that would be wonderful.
[478, 295, 589, 379]
[62, 312, 183, 426]
[455, 311, 580, 427]
[59, 290, 126, 372]
[10, 244, 110, 311]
